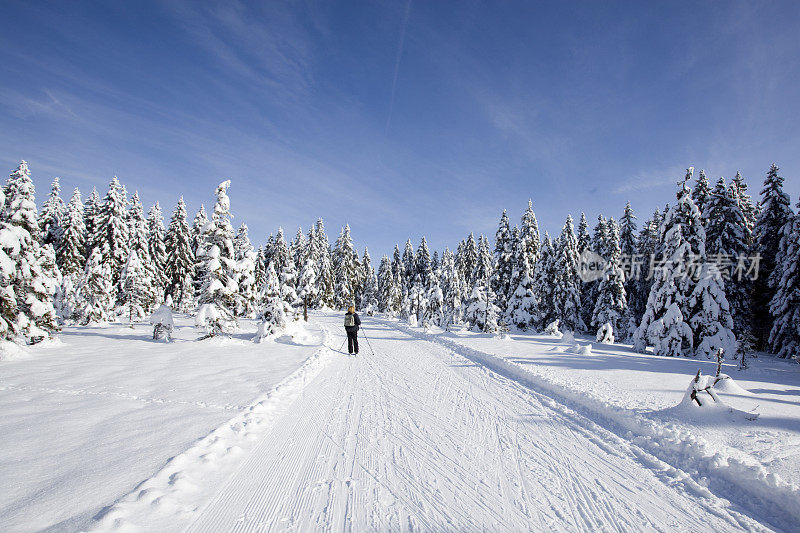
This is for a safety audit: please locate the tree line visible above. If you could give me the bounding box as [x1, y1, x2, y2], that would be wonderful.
[1, 160, 798, 361]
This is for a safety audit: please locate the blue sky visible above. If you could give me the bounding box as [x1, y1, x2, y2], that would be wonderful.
[1, 0, 798, 258]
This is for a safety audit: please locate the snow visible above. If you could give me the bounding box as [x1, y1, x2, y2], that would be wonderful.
[2, 311, 799, 531]
[397, 321, 800, 531]
[0, 315, 325, 531]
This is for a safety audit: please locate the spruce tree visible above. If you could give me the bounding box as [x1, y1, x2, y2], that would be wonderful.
[126, 192, 157, 310]
[196, 180, 238, 336]
[730, 171, 757, 238]
[83, 187, 100, 256]
[506, 252, 537, 330]
[520, 199, 541, 268]
[592, 223, 628, 339]
[705, 178, 751, 335]
[95, 177, 130, 287]
[1, 161, 59, 341]
[333, 224, 358, 308]
[191, 204, 208, 257]
[312, 218, 335, 308]
[164, 198, 195, 312]
[533, 233, 556, 329]
[461, 233, 478, 287]
[118, 250, 153, 324]
[553, 215, 584, 332]
[769, 201, 800, 360]
[689, 262, 736, 359]
[57, 188, 86, 276]
[402, 239, 416, 291]
[39, 176, 65, 247]
[147, 202, 168, 298]
[577, 213, 590, 255]
[360, 248, 379, 312]
[76, 247, 114, 325]
[692, 169, 711, 218]
[492, 210, 514, 314]
[634, 170, 705, 356]
[234, 224, 258, 317]
[752, 164, 794, 349]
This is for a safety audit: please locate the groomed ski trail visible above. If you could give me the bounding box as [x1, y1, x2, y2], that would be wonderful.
[174, 313, 769, 533]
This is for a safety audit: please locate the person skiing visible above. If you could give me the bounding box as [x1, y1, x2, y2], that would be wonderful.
[344, 305, 361, 355]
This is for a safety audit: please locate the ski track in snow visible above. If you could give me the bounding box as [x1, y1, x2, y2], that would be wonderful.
[94, 314, 780, 532]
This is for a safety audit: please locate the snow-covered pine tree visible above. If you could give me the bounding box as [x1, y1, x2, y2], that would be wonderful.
[415, 237, 432, 288]
[553, 215, 585, 332]
[191, 204, 208, 257]
[705, 178, 751, 335]
[491, 210, 514, 314]
[402, 239, 416, 291]
[460, 233, 478, 288]
[38, 176, 65, 247]
[520, 199, 541, 268]
[689, 262, 736, 359]
[631, 208, 661, 325]
[164, 198, 195, 312]
[1, 161, 59, 342]
[634, 170, 705, 356]
[619, 201, 639, 332]
[376, 255, 393, 313]
[291, 227, 307, 268]
[768, 199, 800, 359]
[75, 247, 114, 325]
[196, 180, 238, 336]
[83, 187, 100, 256]
[297, 250, 318, 312]
[463, 276, 499, 332]
[95, 177, 130, 288]
[592, 223, 628, 339]
[506, 251, 537, 330]
[533, 233, 555, 329]
[360, 248, 379, 312]
[692, 169, 711, 219]
[57, 188, 86, 276]
[332, 224, 358, 309]
[752, 164, 794, 349]
[312, 218, 335, 308]
[580, 215, 609, 328]
[577, 213, 590, 255]
[730, 171, 757, 239]
[391, 244, 402, 279]
[147, 202, 168, 299]
[234, 224, 258, 318]
[425, 270, 444, 326]
[118, 250, 153, 325]
[126, 192, 157, 311]
[438, 248, 463, 327]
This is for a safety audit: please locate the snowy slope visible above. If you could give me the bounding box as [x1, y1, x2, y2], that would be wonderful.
[93, 313, 782, 531]
[0, 316, 326, 532]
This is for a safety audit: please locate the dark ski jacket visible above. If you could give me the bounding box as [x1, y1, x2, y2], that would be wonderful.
[344, 312, 361, 333]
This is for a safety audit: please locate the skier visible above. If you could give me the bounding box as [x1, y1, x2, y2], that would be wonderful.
[344, 305, 361, 355]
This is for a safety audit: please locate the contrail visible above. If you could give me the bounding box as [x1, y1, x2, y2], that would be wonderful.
[385, 0, 412, 133]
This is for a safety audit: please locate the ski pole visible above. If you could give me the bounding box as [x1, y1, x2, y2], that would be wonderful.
[361, 328, 375, 357]
[338, 337, 346, 352]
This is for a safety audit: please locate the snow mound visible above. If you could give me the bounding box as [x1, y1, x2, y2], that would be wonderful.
[560, 330, 574, 344]
[0, 339, 28, 361]
[149, 305, 174, 328]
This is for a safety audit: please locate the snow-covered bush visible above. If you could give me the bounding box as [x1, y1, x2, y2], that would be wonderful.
[149, 304, 174, 342]
[596, 322, 615, 344]
[253, 296, 293, 342]
[544, 319, 560, 336]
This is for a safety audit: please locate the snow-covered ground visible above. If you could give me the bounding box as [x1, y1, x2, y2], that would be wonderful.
[2, 311, 799, 531]
[0, 315, 326, 532]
